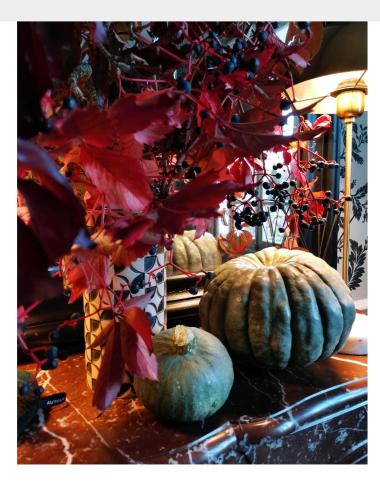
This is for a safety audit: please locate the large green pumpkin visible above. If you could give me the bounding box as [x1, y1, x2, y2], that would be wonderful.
[134, 325, 234, 422]
[199, 247, 356, 369]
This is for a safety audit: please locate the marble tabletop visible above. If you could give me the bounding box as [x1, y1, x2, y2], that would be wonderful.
[17, 352, 367, 464]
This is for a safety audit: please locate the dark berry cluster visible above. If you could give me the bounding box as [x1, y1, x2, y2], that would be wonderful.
[307, 159, 340, 174]
[40, 329, 68, 369]
[226, 173, 299, 231]
[228, 189, 269, 230]
[233, 206, 269, 229]
[19, 382, 45, 397]
[190, 25, 272, 88]
[41, 345, 60, 370]
[263, 179, 294, 209]
[149, 157, 203, 199]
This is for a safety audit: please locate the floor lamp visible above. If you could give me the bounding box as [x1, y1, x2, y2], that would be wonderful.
[290, 71, 367, 284]
[331, 78, 367, 282]
[287, 22, 368, 284]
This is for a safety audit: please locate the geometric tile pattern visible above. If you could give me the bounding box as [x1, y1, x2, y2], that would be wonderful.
[113, 245, 167, 334]
[83, 247, 167, 397]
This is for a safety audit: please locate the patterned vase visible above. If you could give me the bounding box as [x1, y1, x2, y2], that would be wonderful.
[83, 287, 134, 393]
[113, 245, 167, 334]
[83, 246, 167, 395]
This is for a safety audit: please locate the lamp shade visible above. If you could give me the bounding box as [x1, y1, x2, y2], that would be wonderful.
[288, 22, 368, 114]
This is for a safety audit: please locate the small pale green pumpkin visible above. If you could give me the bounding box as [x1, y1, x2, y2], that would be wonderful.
[134, 325, 234, 422]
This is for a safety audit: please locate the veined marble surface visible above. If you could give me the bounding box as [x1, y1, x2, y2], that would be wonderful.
[17, 353, 367, 464]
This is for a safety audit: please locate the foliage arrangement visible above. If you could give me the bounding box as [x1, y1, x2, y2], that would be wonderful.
[17, 21, 347, 410]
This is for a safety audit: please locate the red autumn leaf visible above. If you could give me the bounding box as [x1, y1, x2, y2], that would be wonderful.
[18, 217, 62, 306]
[218, 229, 253, 256]
[18, 179, 86, 262]
[311, 114, 332, 130]
[40, 106, 114, 148]
[79, 145, 153, 212]
[157, 206, 219, 236]
[230, 160, 253, 184]
[310, 191, 328, 200]
[92, 322, 125, 411]
[285, 212, 300, 237]
[65, 254, 113, 304]
[18, 139, 79, 204]
[112, 241, 153, 268]
[197, 90, 223, 124]
[157, 169, 242, 235]
[17, 140, 90, 250]
[123, 306, 154, 352]
[186, 217, 213, 238]
[198, 147, 235, 175]
[134, 121, 174, 146]
[108, 89, 179, 137]
[282, 236, 300, 250]
[120, 134, 144, 160]
[238, 114, 284, 133]
[123, 291, 154, 311]
[162, 169, 242, 213]
[283, 150, 293, 165]
[106, 217, 155, 247]
[257, 46, 277, 69]
[17, 140, 92, 304]
[140, 158, 159, 178]
[166, 98, 191, 128]
[120, 321, 158, 381]
[105, 213, 161, 257]
[232, 99, 331, 138]
[285, 22, 324, 62]
[306, 191, 327, 217]
[223, 118, 331, 158]
[290, 163, 307, 186]
[219, 70, 253, 90]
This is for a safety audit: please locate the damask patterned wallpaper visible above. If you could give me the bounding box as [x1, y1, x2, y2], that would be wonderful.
[336, 113, 368, 301]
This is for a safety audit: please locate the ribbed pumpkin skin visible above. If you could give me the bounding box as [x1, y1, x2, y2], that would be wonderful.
[172, 230, 222, 273]
[134, 327, 234, 422]
[199, 247, 356, 369]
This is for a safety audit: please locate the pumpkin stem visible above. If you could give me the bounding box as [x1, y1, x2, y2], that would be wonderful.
[173, 325, 197, 355]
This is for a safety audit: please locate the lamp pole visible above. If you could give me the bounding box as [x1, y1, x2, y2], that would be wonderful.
[342, 117, 354, 283]
[331, 78, 367, 284]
